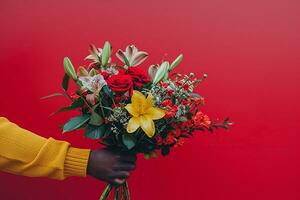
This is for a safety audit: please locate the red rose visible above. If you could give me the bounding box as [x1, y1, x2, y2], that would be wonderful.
[101, 71, 110, 80]
[107, 74, 133, 95]
[127, 67, 150, 87]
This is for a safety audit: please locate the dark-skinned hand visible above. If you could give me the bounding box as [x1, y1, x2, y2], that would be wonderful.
[87, 149, 137, 185]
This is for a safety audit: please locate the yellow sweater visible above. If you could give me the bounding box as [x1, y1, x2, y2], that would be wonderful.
[0, 117, 90, 180]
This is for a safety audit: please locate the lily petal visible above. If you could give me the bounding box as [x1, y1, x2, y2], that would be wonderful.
[144, 93, 154, 110]
[127, 117, 140, 133]
[145, 107, 165, 120]
[140, 115, 155, 138]
[126, 45, 134, 59]
[148, 64, 159, 81]
[125, 104, 139, 117]
[131, 51, 149, 66]
[77, 66, 89, 76]
[132, 90, 146, 103]
[116, 49, 126, 63]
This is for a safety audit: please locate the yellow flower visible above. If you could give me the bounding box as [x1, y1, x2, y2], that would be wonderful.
[125, 90, 165, 138]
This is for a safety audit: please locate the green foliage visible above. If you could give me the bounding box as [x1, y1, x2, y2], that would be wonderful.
[89, 68, 97, 76]
[122, 134, 137, 150]
[71, 98, 85, 108]
[51, 98, 84, 115]
[85, 124, 107, 139]
[161, 145, 170, 156]
[62, 74, 70, 91]
[153, 61, 169, 84]
[89, 111, 104, 126]
[169, 54, 183, 71]
[63, 114, 90, 133]
[102, 85, 113, 98]
[190, 93, 201, 98]
[41, 93, 65, 100]
[177, 116, 187, 122]
[144, 153, 150, 160]
[63, 57, 77, 80]
[101, 41, 111, 67]
[123, 55, 130, 67]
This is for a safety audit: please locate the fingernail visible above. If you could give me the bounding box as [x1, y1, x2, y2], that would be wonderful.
[114, 178, 125, 184]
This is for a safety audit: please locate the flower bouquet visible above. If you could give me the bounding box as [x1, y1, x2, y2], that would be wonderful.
[44, 41, 231, 199]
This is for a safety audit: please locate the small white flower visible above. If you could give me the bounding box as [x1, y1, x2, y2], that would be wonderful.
[105, 65, 119, 75]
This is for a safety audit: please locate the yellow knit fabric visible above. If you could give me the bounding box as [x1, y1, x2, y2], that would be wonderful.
[0, 117, 90, 180]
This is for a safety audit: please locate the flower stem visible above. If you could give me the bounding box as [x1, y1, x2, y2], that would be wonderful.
[99, 184, 113, 200]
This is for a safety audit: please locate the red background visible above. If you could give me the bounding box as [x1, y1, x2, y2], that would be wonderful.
[1, 0, 300, 199]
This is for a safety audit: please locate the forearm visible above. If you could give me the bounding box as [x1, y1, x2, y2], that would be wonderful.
[0, 117, 90, 180]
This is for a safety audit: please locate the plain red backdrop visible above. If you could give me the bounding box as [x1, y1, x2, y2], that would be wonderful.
[1, 0, 300, 199]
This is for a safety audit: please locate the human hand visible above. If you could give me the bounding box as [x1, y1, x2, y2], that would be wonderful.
[87, 149, 137, 185]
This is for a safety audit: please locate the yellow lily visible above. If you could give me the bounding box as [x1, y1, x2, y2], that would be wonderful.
[125, 90, 165, 138]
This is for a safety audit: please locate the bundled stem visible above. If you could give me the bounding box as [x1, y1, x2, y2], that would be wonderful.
[99, 181, 130, 200]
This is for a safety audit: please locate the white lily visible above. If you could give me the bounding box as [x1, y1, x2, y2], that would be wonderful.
[116, 45, 148, 67]
[79, 74, 107, 93]
[85, 44, 102, 63]
[79, 74, 107, 104]
[85, 44, 111, 65]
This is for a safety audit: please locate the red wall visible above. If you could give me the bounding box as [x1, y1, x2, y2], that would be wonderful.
[1, 0, 300, 199]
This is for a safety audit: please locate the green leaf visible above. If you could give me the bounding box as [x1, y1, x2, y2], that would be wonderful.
[63, 57, 77, 80]
[51, 98, 84, 115]
[89, 111, 104, 126]
[51, 106, 77, 115]
[71, 98, 85, 108]
[161, 145, 170, 156]
[153, 61, 169, 84]
[62, 74, 70, 91]
[123, 56, 130, 67]
[190, 93, 201, 98]
[77, 66, 89, 76]
[177, 116, 187, 122]
[101, 41, 111, 67]
[150, 151, 158, 158]
[63, 114, 90, 133]
[122, 134, 137, 150]
[144, 153, 150, 160]
[169, 54, 183, 71]
[89, 68, 97, 76]
[41, 93, 65, 100]
[102, 85, 113, 98]
[84, 124, 106, 139]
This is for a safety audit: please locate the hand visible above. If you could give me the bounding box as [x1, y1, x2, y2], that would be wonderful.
[87, 149, 137, 185]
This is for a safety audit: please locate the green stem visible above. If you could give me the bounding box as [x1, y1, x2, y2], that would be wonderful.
[122, 181, 130, 200]
[99, 184, 113, 200]
[114, 186, 120, 200]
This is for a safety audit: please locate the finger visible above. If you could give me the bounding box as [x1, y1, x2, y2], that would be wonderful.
[112, 171, 130, 179]
[112, 163, 136, 171]
[120, 154, 137, 163]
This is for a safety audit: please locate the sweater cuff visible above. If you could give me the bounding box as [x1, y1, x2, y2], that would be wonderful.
[64, 147, 90, 178]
